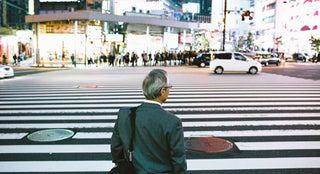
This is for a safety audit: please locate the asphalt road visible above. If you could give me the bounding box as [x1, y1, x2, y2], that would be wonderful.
[12, 66, 66, 77]
[0, 66, 319, 173]
[261, 62, 320, 81]
[9, 62, 320, 81]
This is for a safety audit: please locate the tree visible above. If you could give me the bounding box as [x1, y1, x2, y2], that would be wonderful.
[201, 36, 210, 48]
[246, 32, 254, 51]
[310, 36, 320, 52]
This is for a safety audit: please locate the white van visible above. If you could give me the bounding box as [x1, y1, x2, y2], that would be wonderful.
[209, 52, 262, 74]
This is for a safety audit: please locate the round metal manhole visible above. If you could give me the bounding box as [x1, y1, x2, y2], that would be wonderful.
[185, 137, 234, 153]
[27, 129, 74, 142]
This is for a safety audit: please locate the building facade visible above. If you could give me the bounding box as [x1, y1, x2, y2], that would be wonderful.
[252, 0, 320, 55]
[0, 0, 30, 64]
[26, 0, 213, 66]
[275, 0, 320, 55]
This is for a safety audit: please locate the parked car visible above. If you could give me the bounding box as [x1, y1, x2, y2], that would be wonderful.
[192, 53, 211, 67]
[255, 52, 282, 66]
[0, 64, 14, 79]
[209, 52, 262, 74]
[292, 53, 307, 62]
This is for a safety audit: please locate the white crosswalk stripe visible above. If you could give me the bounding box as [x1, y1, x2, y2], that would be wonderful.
[0, 83, 320, 173]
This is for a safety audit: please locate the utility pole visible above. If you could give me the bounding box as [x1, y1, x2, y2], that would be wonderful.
[2, 0, 7, 27]
[222, 0, 227, 51]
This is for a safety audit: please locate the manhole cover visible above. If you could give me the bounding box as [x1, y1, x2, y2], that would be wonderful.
[27, 129, 74, 142]
[185, 137, 234, 153]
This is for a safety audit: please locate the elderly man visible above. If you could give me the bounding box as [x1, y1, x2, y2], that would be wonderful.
[111, 69, 187, 174]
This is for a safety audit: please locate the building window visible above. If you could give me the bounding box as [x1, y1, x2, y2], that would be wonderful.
[263, 16, 275, 23]
[267, 2, 276, 10]
[46, 25, 54, 33]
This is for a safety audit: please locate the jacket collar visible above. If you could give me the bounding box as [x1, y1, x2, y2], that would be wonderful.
[140, 102, 163, 109]
[144, 99, 162, 106]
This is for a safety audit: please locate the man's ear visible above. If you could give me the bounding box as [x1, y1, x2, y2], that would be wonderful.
[159, 88, 165, 96]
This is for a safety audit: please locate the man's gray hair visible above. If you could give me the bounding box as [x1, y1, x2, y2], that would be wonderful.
[142, 69, 167, 100]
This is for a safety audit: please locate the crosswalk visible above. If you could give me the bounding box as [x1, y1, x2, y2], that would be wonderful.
[1, 83, 320, 173]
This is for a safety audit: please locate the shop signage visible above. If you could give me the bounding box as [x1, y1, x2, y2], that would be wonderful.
[40, 24, 85, 34]
[179, 33, 193, 44]
[164, 32, 178, 49]
[105, 34, 123, 42]
[87, 26, 102, 37]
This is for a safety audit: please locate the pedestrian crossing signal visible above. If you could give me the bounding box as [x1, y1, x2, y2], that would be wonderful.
[249, 12, 254, 20]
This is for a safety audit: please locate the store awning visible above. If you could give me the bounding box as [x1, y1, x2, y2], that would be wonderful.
[0, 27, 16, 35]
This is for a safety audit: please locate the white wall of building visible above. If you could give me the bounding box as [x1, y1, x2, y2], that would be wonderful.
[114, 0, 180, 16]
[275, 0, 320, 54]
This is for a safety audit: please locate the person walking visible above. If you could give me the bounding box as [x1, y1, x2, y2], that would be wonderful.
[71, 54, 76, 67]
[131, 52, 137, 67]
[111, 69, 187, 174]
[13, 54, 17, 65]
[123, 52, 130, 66]
[2, 54, 7, 65]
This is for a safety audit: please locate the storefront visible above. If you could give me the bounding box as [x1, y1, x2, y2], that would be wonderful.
[16, 30, 33, 62]
[35, 20, 103, 66]
[126, 33, 163, 55]
[0, 35, 18, 64]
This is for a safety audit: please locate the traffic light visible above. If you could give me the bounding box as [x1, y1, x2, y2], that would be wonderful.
[249, 12, 254, 20]
[241, 10, 253, 21]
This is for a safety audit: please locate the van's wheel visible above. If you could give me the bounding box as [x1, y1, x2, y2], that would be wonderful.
[249, 67, 258, 74]
[214, 67, 223, 74]
[200, 62, 206, 68]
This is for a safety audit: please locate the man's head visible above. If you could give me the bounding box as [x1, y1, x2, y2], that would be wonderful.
[142, 69, 171, 103]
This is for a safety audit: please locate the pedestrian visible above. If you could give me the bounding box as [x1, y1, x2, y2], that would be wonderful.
[154, 52, 160, 66]
[131, 52, 137, 67]
[162, 52, 167, 66]
[148, 52, 152, 66]
[142, 51, 147, 66]
[2, 54, 7, 65]
[123, 52, 129, 66]
[99, 53, 104, 64]
[13, 54, 17, 65]
[115, 54, 121, 66]
[71, 54, 76, 67]
[111, 69, 187, 174]
[88, 57, 94, 65]
[109, 54, 115, 67]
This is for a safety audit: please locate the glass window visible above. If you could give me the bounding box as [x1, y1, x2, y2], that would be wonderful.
[215, 53, 231, 59]
[87, 0, 103, 11]
[234, 53, 247, 61]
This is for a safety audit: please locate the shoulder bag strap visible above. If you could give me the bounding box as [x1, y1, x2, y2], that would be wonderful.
[128, 107, 138, 161]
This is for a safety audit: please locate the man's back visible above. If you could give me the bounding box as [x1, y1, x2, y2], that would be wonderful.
[133, 103, 186, 173]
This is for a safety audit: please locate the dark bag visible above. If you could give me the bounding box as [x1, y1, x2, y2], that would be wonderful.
[109, 107, 138, 174]
[109, 159, 135, 174]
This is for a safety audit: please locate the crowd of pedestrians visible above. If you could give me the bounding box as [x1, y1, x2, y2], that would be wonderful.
[1, 53, 27, 65]
[94, 50, 202, 67]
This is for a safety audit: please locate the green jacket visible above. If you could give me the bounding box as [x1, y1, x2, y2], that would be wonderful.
[111, 102, 187, 174]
